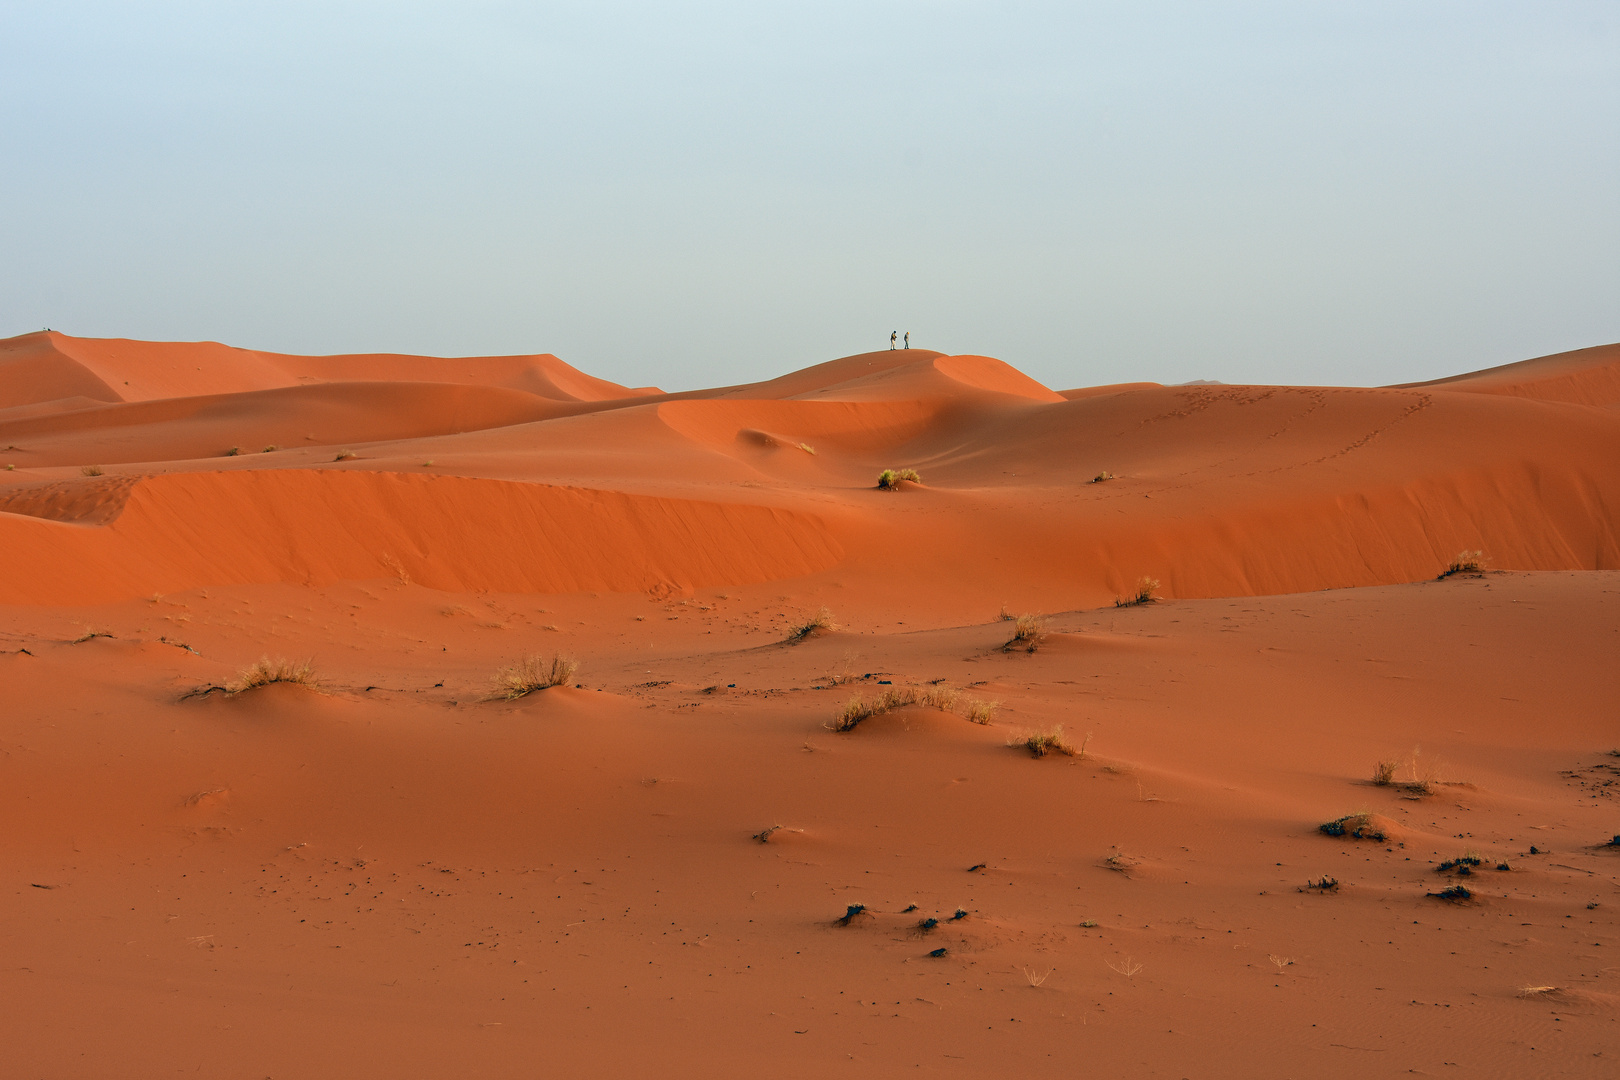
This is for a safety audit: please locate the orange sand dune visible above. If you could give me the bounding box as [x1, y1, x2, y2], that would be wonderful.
[1, 332, 1617, 1078]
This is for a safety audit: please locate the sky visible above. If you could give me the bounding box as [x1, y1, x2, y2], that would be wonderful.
[1, 1, 1616, 392]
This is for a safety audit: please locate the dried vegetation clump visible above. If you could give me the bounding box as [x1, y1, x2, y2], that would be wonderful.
[876, 467, 922, 490]
[829, 684, 963, 732]
[785, 607, 837, 642]
[1010, 726, 1089, 759]
[1115, 577, 1160, 607]
[491, 654, 578, 699]
[1003, 613, 1046, 652]
[1438, 550, 1487, 579]
[227, 657, 318, 694]
[1319, 812, 1386, 842]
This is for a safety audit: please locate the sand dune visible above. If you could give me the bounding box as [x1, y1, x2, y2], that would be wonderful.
[1, 331, 1616, 1077]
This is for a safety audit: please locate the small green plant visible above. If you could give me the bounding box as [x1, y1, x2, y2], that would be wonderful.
[227, 657, 318, 694]
[1319, 812, 1386, 841]
[876, 467, 921, 490]
[81, 465, 104, 477]
[223, 447, 241, 456]
[1004, 613, 1046, 652]
[1012, 726, 1080, 758]
[1115, 577, 1160, 607]
[786, 607, 837, 642]
[1438, 550, 1486, 578]
[1429, 885, 1472, 901]
[490, 654, 578, 699]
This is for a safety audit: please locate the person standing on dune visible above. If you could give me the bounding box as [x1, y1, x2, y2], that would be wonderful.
[890, 331, 897, 349]
[904, 331, 909, 349]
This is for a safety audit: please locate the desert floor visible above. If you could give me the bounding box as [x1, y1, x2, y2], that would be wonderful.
[2, 332, 1616, 1077]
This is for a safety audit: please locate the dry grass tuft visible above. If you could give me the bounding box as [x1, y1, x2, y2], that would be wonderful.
[1115, 577, 1160, 607]
[1091, 471, 1115, 483]
[963, 698, 1000, 725]
[1011, 725, 1082, 758]
[1004, 613, 1047, 652]
[1372, 759, 1399, 786]
[227, 657, 317, 694]
[876, 467, 922, 490]
[81, 465, 104, 477]
[1022, 966, 1053, 987]
[262, 445, 277, 453]
[797, 442, 816, 455]
[829, 684, 962, 732]
[223, 447, 241, 456]
[1105, 956, 1143, 977]
[490, 654, 578, 699]
[334, 450, 357, 461]
[1517, 985, 1561, 998]
[69, 628, 114, 644]
[1438, 550, 1487, 578]
[786, 607, 838, 642]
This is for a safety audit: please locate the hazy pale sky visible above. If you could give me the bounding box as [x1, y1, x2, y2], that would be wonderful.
[2, 2, 1616, 391]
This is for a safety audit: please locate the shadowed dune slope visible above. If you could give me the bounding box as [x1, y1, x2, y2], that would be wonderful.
[0, 470, 843, 604]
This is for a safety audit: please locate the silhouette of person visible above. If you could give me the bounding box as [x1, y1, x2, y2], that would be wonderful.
[890, 331, 897, 350]
[904, 331, 909, 349]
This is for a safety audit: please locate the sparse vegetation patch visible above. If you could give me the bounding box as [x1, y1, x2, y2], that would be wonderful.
[1092, 471, 1115, 483]
[1115, 577, 1160, 607]
[227, 657, 318, 694]
[829, 683, 962, 732]
[490, 654, 578, 699]
[785, 607, 837, 642]
[876, 467, 922, 490]
[1438, 550, 1487, 579]
[1012, 726, 1083, 758]
[1319, 813, 1387, 842]
[1003, 613, 1047, 652]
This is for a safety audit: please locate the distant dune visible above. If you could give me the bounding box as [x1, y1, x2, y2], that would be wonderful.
[1, 332, 1616, 607]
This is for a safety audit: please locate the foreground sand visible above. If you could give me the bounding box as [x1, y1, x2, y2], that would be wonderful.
[2, 333, 1617, 1076]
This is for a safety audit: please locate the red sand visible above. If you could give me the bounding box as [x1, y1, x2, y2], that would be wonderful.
[2, 331, 1617, 1077]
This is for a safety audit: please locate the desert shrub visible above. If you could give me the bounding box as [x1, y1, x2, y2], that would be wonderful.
[963, 698, 999, 725]
[81, 465, 104, 477]
[1372, 760, 1398, 786]
[836, 904, 867, 925]
[1429, 885, 1472, 901]
[1439, 550, 1486, 578]
[786, 607, 837, 642]
[334, 450, 357, 461]
[262, 445, 277, 453]
[1011, 726, 1079, 758]
[1319, 812, 1386, 842]
[1004, 613, 1046, 652]
[876, 467, 922, 490]
[1092, 471, 1115, 483]
[1114, 577, 1160, 607]
[227, 657, 317, 694]
[491, 654, 578, 699]
[223, 447, 241, 456]
[1436, 852, 1483, 873]
[829, 683, 959, 732]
